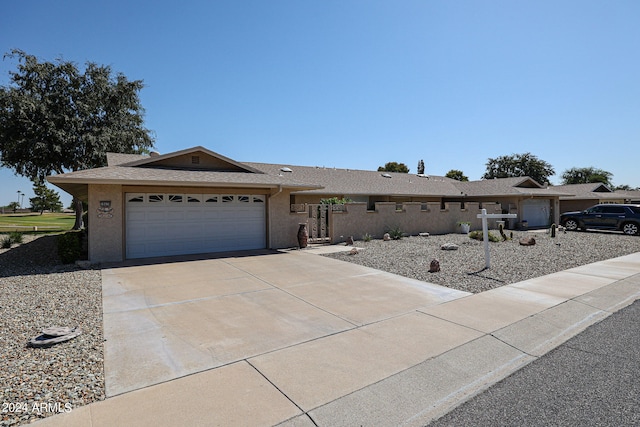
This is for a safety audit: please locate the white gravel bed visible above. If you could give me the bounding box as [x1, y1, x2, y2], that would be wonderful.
[325, 230, 640, 294]
[0, 235, 103, 426]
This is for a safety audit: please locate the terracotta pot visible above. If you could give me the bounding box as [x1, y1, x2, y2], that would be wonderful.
[297, 223, 308, 248]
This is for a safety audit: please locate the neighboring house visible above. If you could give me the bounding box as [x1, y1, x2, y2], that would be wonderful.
[48, 146, 563, 263]
[554, 183, 626, 213]
[615, 190, 640, 204]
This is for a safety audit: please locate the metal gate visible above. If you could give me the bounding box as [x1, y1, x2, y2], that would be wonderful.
[308, 204, 330, 242]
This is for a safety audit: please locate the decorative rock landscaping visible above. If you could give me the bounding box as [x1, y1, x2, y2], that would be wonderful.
[325, 230, 640, 294]
[0, 235, 104, 426]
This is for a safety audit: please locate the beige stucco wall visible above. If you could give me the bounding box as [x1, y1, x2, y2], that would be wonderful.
[268, 189, 306, 249]
[330, 201, 503, 242]
[88, 184, 124, 263]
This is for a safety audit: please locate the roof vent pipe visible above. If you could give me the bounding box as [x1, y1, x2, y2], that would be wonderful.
[149, 151, 160, 157]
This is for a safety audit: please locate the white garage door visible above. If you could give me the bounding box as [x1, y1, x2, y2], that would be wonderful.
[126, 193, 266, 259]
[521, 199, 551, 227]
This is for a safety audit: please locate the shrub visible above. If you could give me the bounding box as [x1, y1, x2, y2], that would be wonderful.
[1, 236, 12, 249]
[469, 230, 500, 242]
[9, 231, 23, 244]
[362, 233, 372, 242]
[386, 226, 404, 240]
[57, 231, 82, 264]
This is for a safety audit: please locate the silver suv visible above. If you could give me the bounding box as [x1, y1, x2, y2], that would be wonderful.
[560, 204, 640, 235]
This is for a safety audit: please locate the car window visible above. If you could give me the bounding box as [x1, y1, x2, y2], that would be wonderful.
[630, 207, 640, 214]
[602, 206, 625, 214]
[586, 206, 603, 214]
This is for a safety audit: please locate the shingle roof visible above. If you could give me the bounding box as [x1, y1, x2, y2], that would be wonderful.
[553, 183, 623, 200]
[106, 153, 148, 166]
[615, 190, 640, 201]
[244, 162, 463, 197]
[48, 165, 318, 189]
[50, 147, 576, 201]
[452, 177, 570, 197]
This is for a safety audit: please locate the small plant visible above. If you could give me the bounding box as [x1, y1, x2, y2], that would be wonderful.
[1, 236, 12, 249]
[386, 225, 404, 240]
[320, 197, 352, 205]
[469, 230, 500, 242]
[9, 231, 23, 244]
[456, 221, 471, 226]
[362, 232, 372, 242]
[550, 223, 557, 238]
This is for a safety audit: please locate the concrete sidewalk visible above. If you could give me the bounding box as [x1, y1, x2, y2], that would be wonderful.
[34, 250, 640, 427]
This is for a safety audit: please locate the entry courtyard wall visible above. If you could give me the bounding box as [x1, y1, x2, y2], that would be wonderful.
[329, 201, 502, 243]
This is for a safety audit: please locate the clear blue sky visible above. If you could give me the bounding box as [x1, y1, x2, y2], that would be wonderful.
[2, 0, 639, 208]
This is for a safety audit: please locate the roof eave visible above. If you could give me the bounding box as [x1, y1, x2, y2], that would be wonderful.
[48, 176, 319, 190]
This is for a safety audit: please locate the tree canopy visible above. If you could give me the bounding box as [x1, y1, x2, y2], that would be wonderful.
[0, 49, 155, 227]
[561, 167, 613, 187]
[377, 162, 409, 173]
[482, 152, 554, 185]
[29, 180, 62, 214]
[445, 169, 469, 181]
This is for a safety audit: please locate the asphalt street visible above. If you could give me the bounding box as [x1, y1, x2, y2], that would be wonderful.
[428, 299, 640, 426]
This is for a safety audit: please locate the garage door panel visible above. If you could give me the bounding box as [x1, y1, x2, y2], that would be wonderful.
[522, 199, 551, 227]
[126, 193, 266, 259]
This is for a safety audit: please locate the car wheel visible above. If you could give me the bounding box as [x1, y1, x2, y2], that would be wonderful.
[564, 219, 579, 231]
[622, 222, 639, 236]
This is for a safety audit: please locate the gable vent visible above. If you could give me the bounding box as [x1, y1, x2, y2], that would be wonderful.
[192, 156, 200, 165]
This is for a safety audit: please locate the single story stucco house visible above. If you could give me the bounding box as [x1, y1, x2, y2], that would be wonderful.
[48, 146, 566, 263]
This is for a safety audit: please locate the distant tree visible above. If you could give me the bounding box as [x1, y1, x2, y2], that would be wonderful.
[29, 180, 62, 214]
[378, 162, 410, 173]
[561, 167, 613, 187]
[417, 159, 425, 175]
[0, 49, 155, 229]
[482, 152, 554, 185]
[7, 201, 20, 213]
[445, 169, 469, 181]
[614, 184, 639, 191]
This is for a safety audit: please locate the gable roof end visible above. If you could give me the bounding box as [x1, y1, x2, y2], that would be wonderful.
[124, 146, 264, 174]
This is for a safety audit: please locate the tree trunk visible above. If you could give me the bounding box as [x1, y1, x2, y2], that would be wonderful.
[72, 197, 84, 230]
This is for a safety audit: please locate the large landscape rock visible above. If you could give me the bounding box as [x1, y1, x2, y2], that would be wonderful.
[519, 236, 536, 246]
[441, 243, 459, 251]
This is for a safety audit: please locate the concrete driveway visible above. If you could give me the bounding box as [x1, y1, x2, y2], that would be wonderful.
[102, 248, 470, 397]
[33, 250, 640, 426]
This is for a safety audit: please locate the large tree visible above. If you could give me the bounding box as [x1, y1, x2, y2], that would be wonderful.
[0, 49, 155, 229]
[377, 162, 410, 173]
[482, 152, 554, 185]
[29, 180, 62, 214]
[445, 169, 469, 181]
[561, 167, 613, 187]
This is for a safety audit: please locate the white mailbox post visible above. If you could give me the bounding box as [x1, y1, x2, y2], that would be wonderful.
[476, 208, 518, 269]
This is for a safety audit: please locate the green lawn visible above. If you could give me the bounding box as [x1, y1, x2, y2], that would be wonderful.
[0, 213, 75, 233]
